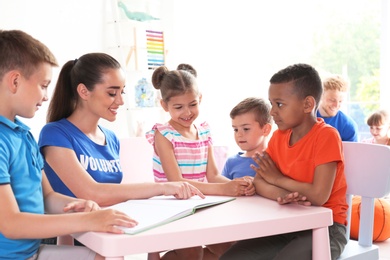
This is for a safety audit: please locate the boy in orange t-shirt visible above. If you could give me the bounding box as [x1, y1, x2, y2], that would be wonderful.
[221, 64, 348, 260]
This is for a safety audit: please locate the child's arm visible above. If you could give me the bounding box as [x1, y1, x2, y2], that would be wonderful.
[204, 144, 230, 183]
[253, 174, 310, 204]
[252, 152, 336, 206]
[0, 176, 137, 240]
[206, 147, 255, 195]
[236, 176, 256, 196]
[155, 131, 249, 196]
[253, 172, 290, 199]
[42, 171, 100, 214]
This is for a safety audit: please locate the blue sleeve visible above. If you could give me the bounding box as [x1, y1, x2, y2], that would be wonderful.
[342, 120, 359, 142]
[221, 158, 233, 180]
[0, 141, 10, 184]
[38, 122, 74, 150]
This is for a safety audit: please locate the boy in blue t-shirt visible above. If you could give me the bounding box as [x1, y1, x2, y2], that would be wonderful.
[222, 97, 273, 180]
[0, 29, 136, 259]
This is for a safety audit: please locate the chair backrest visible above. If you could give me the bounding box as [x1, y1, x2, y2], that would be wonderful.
[119, 137, 154, 183]
[213, 145, 229, 172]
[342, 141, 390, 246]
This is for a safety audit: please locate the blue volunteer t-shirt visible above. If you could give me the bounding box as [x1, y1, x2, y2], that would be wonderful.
[38, 119, 123, 197]
[0, 116, 44, 259]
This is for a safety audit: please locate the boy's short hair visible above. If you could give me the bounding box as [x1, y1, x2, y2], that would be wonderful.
[0, 30, 58, 80]
[323, 75, 349, 92]
[367, 109, 390, 126]
[270, 63, 323, 109]
[230, 97, 272, 127]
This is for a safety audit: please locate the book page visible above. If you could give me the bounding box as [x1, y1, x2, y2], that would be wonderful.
[108, 195, 235, 234]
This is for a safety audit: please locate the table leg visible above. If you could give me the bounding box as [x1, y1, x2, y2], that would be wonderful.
[312, 227, 331, 260]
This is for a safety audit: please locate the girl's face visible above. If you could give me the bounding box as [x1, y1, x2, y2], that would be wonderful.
[370, 123, 390, 141]
[82, 68, 125, 122]
[162, 91, 201, 129]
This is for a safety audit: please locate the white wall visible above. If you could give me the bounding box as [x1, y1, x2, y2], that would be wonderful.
[0, 0, 383, 153]
[166, 0, 321, 150]
[0, 0, 106, 138]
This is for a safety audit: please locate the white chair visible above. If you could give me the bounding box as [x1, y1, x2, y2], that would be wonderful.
[338, 142, 390, 260]
[213, 145, 229, 172]
[119, 137, 154, 183]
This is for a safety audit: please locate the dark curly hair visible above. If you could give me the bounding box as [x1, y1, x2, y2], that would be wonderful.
[270, 63, 322, 109]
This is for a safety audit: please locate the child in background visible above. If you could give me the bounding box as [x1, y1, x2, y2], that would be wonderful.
[221, 63, 348, 260]
[146, 64, 254, 259]
[0, 29, 136, 260]
[317, 75, 359, 141]
[222, 97, 273, 180]
[362, 109, 390, 145]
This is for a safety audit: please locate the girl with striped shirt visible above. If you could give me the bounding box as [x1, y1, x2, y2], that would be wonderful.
[146, 64, 254, 260]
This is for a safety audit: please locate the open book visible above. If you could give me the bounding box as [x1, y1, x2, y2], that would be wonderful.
[108, 195, 235, 235]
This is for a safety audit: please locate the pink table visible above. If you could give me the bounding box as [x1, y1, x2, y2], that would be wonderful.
[72, 195, 332, 260]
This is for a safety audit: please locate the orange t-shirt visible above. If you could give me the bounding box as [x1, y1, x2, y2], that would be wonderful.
[267, 118, 348, 225]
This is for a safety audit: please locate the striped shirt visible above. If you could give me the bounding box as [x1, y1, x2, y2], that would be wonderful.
[145, 122, 212, 182]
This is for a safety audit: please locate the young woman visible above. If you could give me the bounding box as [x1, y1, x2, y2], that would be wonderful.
[38, 53, 203, 205]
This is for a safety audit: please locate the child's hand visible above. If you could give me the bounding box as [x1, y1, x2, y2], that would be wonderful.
[63, 200, 100, 213]
[235, 176, 255, 196]
[224, 179, 252, 196]
[277, 192, 311, 206]
[163, 182, 206, 199]
[88, 209, 138, 234]
[251, 152, 283, 186]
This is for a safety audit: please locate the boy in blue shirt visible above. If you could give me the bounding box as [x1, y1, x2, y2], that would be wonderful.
[0, 29, 137, 260]
[221, 64, 347, 260]
[222, 97, 273, 181]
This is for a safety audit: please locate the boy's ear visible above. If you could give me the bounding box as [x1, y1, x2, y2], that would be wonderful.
[262, 123, 273, 136]
[199, 93, 202, 104]
[303, 96, 316, 113]
[77, 83, 89, 100]
[5, 70, 21, 94]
